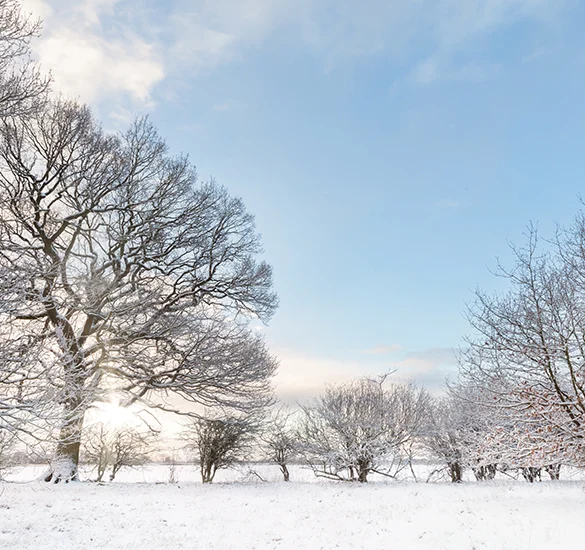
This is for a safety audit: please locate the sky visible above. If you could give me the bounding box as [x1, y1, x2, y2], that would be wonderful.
[21, 0, 585, 400]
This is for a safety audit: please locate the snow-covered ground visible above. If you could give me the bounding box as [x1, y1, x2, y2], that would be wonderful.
[2, 465, 585, 549]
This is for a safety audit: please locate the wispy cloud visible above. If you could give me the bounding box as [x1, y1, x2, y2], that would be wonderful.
[363, 344, 402, 355]
[274, 347, 457, 403]
[407, 55, 503, 87]
[387, 347, 458, 392]
[22, 0, 565, 110]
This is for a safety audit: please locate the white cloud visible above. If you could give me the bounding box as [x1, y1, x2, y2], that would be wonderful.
[38, 30, 163, 104]
[23, 0, 164, 108]
[386, 348, 458, 393]
[21, 0, 53, 20]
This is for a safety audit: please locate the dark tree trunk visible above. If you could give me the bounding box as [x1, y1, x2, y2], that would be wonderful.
[279, 463, 290, 482]
[485, 464, 497, 480]
[357, 459, 369, 483]
[521, 467, 541, 483]
[545, 464, 561, 480]
[357, 469, 368, 482]
[96, 466, 106, 483]
[201, 460, 217, 483]
[448, 462, 462, 483]
[44, 318, 89, 484]
[473, 464, 497, 481]
[110, 462, 122, 482]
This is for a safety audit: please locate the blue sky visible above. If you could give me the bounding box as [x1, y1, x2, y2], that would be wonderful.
[23, 0, 585, 398]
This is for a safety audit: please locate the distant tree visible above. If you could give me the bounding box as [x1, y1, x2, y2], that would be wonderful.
[298, 376, 430, 482]
[0, 100, 278, 483]
[82, 423, 111, 482]
[260, 407, 298, 481]
[424, 395, 467, 483]
[188, 415, 254, 483]
[109, 427, 156, 481]
[82, 422, 156, 482]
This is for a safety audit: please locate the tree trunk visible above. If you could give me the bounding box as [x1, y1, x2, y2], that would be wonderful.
[44, 403, 85, 483]
[545, 464, 561, 480]
[357, 461, 368, 483]
[280, 463, 290, 482]
[448, 462, 462, 483]
[521, 467, 541, 483]
[201, 460, 216, 483]
[473, 464, 497, 481]
[485, 464, 497, 480]
[110, 463, 121, 482]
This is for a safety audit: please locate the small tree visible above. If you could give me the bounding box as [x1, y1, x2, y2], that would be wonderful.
[189, 416, 253, 483]
[82, 424, 111, 482]
[82, 423, 156, 482]
[260, 407, 298, 482]
[298, 376, 430, 482]
[424, 395, 467, 483]
[109, 428, 155, 481]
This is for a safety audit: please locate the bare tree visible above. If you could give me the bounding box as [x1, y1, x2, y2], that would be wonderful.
[109, 427, 156, 481]
[82, 423, 111, 482]
[0, 100, 278, 482]
[82, 422, 156, 482]
[298, 376, 430, 482]
[428, 380, 564, 483]
[260, 407, 298, 481]
[460, 223, 585, 471]
[424, 395, 466, 483]
[188, 415, 253, 483]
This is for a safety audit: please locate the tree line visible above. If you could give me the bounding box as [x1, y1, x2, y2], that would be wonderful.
[3, 368, 575, 484]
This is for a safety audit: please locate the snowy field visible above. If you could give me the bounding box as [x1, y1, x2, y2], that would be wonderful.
[2, 465, 585, 550]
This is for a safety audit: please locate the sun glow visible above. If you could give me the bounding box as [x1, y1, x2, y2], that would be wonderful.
[90, 400, 141, 429]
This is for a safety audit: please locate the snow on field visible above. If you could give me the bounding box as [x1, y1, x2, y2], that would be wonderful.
[1, 465, 585, 550]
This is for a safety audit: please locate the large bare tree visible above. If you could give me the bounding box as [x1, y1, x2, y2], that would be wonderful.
[0, 100, 278, 481]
